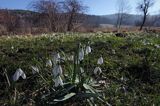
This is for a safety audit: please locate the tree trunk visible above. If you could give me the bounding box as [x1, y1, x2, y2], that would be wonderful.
[67, 13, 74, 31]
[140, 13, 147, 31]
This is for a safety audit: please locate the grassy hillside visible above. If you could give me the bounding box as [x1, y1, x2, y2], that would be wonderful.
[0, 33, 160, 105]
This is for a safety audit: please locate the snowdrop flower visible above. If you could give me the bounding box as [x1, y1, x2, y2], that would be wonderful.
[155, 44, 160, 49]
[54, 76, 63, 87]
[11, 46, 14, 50]
[98, 80, 106, 84]
[52, 65, 63, 78]
[156, 34, 159, 38]
[68, 55, 74, 61]
[123, 86, 127, 95]
[120, 76, 127, 82]
[112, 49, 116, 54]
[75, 77, 79, 83]
[13, 68, 26, 81]
[79, 48, 84, 61]
[97, 57, 103, 65]
[85, 46, 91, 55]
[120, 76, 124, 81]
[46, 59, 52, 67]
[53, 53, 61, 64]
[61, 56, 66, 61]
[94, 67, 102, 75]
[31, 66, 39, 74]
[80, 67, 84, 73]
[75, 59, 80, 64]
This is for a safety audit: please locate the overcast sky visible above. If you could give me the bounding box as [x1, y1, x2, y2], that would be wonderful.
[0, 0, 159, 15]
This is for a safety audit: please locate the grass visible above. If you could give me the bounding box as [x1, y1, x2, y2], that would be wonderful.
[0, 32, 160, 105]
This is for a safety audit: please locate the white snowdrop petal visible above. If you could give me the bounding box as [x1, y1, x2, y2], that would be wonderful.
[17, 68, 24, 76]
[68, 55, 74, 61]
[97, 57, 103, 65]
[53, 53, 61, 64]
[58, 76, 63, 86]
[79, 48, 84, 61]
[85, 46, 91, 55]
[54, 78, 59, 87]
[155, 44, 160, 48]
[52, 65, 63, 77]
[46, 60, 52, 67]
[94, 67, 102, 75]
[54, 76, 63, 87]
[52, 65, 58, 77]
[12, 68, 26, 81]
[11, 46, 14, 49]
[58, 65, 63, 75]
[80, 67, 84, 73]
[21, 73, 26, 79]
[31, 66, 39, 74]
[13, 70, 20, 81]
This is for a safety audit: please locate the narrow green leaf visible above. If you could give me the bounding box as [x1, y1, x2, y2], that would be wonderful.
[54, 93, 76, 102]
[83, 84, 96, 93]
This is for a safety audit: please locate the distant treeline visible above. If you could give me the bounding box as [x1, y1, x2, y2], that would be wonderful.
[0, 0, 160, 35]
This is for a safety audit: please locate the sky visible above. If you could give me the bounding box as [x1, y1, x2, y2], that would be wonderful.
[0, 0, 160, 15]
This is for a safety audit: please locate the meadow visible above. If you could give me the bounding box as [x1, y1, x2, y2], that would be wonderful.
[0, 32, 160, 106]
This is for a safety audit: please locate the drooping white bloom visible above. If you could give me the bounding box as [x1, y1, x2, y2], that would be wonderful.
[79, 48, 84, 61]
[52, 65, 63, 77]
[75, 77, 79, 83]
[98, 80, 106, 84]
[75, 59, 80, 64]
[94, 67, 102, 75]
[122, 86, 127, 96]
[80, 67, 84, 73]
[120, 76, 127, 82]
[120, 76, 124, 81]
[13, 68, 26, 81]
[112, 49, 116, 54]
[11, 46, 14, 50]
[53, 53, 61, 64]
[85, 46, 91, 55]
[156, 34, 159, 38]
[61, 56, 66, 61]
[54, 76, 63, 87]
[155, 44, 160, 49]
[68, 55, 74, 61]
[97, 57, 103, 65]
[46, 59, 52, 67]
[31, 66, 39, 74]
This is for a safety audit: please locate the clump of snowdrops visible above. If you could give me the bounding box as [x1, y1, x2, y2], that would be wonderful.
[9, 42, 110, 105]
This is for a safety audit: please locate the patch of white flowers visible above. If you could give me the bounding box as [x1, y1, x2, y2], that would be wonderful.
[11, 43, 105, 88]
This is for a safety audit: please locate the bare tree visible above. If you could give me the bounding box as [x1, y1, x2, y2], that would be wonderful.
[115, 0, 130, 31]
[137, 0, 154, 30]
[31, 0, 61, 32]
[63, 0, 87, 31]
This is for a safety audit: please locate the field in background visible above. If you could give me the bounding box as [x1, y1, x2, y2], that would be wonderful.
[0, 32, 160, 105]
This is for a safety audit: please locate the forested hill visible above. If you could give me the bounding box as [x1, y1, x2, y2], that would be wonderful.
[0, 9, 160, 28]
